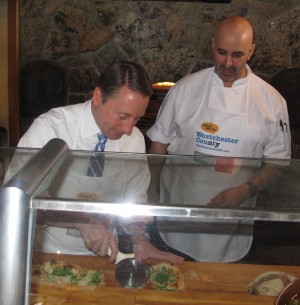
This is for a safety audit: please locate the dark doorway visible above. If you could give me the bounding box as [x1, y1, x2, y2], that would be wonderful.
[20, 60, 68, 137]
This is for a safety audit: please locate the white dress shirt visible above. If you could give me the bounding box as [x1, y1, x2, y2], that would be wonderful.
[14, 100, 150, 255]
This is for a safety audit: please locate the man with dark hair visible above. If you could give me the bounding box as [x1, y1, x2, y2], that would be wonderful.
[14, 61, 183, 265]
[98, 61, 153, 103]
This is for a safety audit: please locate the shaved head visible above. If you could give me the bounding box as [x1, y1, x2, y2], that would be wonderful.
[212, 16, 256, 87]
[215, 16, 254, 46]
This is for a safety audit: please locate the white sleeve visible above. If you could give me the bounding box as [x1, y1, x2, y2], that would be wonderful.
[4, 110, 66, 183]
[4, 118, 50, 183]
[146, 86, 179, 144]
[263, 92, 291, 159]
[18, 117, 50, 149]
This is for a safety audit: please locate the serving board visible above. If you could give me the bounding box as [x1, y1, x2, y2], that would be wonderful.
[30, 252, 300, 305]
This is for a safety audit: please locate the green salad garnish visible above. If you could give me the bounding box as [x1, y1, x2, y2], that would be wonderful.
[151, 266, 176, 290]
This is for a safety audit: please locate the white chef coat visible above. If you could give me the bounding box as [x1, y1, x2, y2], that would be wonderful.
[147, 66, 291, 262]
[13, 100, 150, 255]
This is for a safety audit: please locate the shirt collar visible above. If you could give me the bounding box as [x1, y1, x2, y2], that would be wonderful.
[213, 64, 251, 87]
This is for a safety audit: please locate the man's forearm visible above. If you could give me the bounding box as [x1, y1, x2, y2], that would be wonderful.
[244, 163, 283, 197]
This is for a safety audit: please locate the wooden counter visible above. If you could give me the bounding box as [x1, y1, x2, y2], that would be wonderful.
[30, 253, 300, 305]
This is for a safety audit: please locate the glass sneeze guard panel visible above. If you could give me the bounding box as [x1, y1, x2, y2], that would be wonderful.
[1, 139, 300, 305]
[31, 151, 300, 221]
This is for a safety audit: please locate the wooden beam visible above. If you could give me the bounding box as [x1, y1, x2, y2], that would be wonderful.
[7, 0, 19, 147]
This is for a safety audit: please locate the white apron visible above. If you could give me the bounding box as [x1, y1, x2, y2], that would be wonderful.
[158, 71, 260, 262]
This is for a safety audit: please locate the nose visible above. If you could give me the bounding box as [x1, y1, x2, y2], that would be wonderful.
[122, 119, 135, 135]
[224, 55, 233, 67]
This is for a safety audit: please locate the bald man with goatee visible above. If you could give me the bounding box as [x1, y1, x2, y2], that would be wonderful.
[146, 16, 291, 262]
[212, 16, 256, 87]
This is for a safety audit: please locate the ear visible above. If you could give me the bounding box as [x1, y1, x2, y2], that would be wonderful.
[92, 87, 102, 106]
[248, 43, 256, 60]
[211, 38, 215, 51]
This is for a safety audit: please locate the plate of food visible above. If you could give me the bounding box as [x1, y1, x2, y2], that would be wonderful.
[247, 271, 296, 297]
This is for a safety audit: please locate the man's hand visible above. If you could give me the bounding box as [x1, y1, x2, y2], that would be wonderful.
[132, 236, 184, 265]
[40, 211, 119, 263]
[208, 163, 283, 208]
[78, 223, 118, 263]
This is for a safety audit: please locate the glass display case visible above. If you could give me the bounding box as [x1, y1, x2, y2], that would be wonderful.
[1, 139, 300, 305]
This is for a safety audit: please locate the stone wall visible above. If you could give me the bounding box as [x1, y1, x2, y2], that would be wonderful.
[20, 0, 299, 103]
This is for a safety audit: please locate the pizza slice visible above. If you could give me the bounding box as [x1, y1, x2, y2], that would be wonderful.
[31, 260, 105, 286]
[144, 262, 185, 291]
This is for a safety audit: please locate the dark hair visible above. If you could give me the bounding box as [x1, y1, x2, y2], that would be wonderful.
[97, 61, 153, 103]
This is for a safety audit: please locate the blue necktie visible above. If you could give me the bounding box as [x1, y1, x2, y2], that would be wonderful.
[87, 132, 107, 177]
[67, 133, 107, 238]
